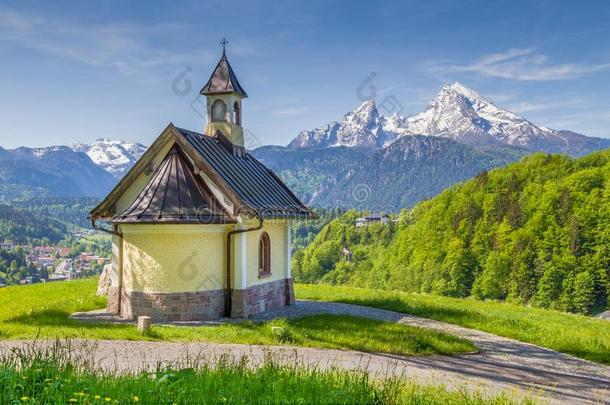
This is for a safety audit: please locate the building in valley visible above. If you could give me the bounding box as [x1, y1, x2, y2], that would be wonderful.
[89, 43, 315, 321]
[355, 213, 390, 227]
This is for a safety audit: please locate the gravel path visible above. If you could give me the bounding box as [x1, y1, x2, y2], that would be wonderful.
[4, 300, 610, 404]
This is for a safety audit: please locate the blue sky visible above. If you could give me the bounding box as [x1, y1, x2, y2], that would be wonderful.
[0, 0, 609, 148]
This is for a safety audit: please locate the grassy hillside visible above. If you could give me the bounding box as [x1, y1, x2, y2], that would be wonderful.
[297, 284, 610, 365]
[292, 210, 397, 284]
[294, 150, 610, 315]
[1, 279, 608, 365]
[0, 279, 473, 356]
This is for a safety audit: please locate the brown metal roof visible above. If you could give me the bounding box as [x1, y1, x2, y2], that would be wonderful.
[200, 50, 248, 98]
[112, 145, 235, 224]
[177, 127, 315, 219]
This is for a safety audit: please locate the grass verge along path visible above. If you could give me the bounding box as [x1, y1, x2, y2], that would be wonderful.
[0, 279, 473, 356]
[0, 346, 530, 405]
[295, 283, 610, 364]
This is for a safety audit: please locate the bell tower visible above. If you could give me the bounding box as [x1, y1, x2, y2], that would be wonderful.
[200, 38, 248, 153]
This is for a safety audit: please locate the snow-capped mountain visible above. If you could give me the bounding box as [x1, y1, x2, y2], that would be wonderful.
[72, 138, 146, 177]
[289, 82, 610, 156]
[288, 100, 402, 148]
[402, 82, 609, 154]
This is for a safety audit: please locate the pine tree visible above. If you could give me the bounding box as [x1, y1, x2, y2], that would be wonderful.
[473, 251, 511, 300]
[572, 271, 596, 314]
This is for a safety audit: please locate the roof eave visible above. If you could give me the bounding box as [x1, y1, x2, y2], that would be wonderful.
[199, 88, 248, 98]
[110, 218, 238, 225]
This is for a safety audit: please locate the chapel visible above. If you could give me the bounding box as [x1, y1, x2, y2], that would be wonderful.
[89, 43, 315, 321]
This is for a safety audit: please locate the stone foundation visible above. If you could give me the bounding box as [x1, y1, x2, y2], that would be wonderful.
[118, 289, 225, 321]
[106, 278, 294, 321]
[284, 278, 296, 306]
[107, 286, 120, 315]
[231, 278, 295, 318]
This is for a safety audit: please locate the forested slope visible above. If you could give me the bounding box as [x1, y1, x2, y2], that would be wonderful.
[293, 150, 610, 314]
[0, 204, 67, 245]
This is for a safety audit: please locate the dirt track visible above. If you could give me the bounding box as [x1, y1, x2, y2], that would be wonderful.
[3, 300, 610, 404]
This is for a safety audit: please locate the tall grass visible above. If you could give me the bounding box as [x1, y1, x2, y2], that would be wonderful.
[0, 341, 531, 404]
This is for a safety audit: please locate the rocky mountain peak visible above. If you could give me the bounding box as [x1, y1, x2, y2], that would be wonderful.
[347, 100, 378, 122]
[288, 100, 398, 149]
[340, 100, 380, 135]
[443, 81, 487, 101]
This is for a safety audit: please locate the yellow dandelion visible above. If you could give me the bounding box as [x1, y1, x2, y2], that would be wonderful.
[105, 398, 112, 402]
[20, 397, 29, 402]
[95, 395, 101, 399]
[132, 396, 139, 402]
[75, 392, 86, 397]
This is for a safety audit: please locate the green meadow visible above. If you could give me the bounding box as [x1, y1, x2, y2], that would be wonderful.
[296, 284, 610, 364]
[0, 279, 473, 356]
[2, 278, 609, 365]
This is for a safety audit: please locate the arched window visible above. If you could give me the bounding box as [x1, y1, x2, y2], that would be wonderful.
[258, 232, 271, 277]
[234, 101, 241, 125]
[211, 99, 226, 122]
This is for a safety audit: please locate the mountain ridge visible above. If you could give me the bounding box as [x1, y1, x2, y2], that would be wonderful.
[0, 146, 117, 201]
[3, 83, 608, 211]
[289, 82, 610, 157]
[253, 136, 527, 209]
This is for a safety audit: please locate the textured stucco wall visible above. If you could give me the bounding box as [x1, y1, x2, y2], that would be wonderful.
[246, 221, 287, 287]
[110, 234, 122, 288]
[120, 224, 228, 293]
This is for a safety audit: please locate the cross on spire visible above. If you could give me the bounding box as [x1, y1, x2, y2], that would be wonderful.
[220, 37, 229, 53]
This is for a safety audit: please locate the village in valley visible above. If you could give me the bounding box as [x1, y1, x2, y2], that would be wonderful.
[0, 230, 110, 287]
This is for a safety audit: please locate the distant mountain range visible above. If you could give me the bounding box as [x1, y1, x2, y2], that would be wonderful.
[289, 82, 610, 156]
[253, 136, 526, 209]
[0, 145, 117, 201]
[1, 83, 608, 211]
[0, 139, 145, 202]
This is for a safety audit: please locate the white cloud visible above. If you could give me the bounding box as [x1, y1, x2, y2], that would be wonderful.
[0, 7, 207, 75]
[428, 48, 610, 81]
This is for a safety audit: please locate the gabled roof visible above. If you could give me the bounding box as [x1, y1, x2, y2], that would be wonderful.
[200, 51, 248, 98]
[112, 145, 234, 224]
[90, 124, 316, 222]
[177, 127, 314, 219]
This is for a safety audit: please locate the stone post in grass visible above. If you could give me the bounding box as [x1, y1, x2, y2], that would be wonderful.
[137, 316, 152, 333]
